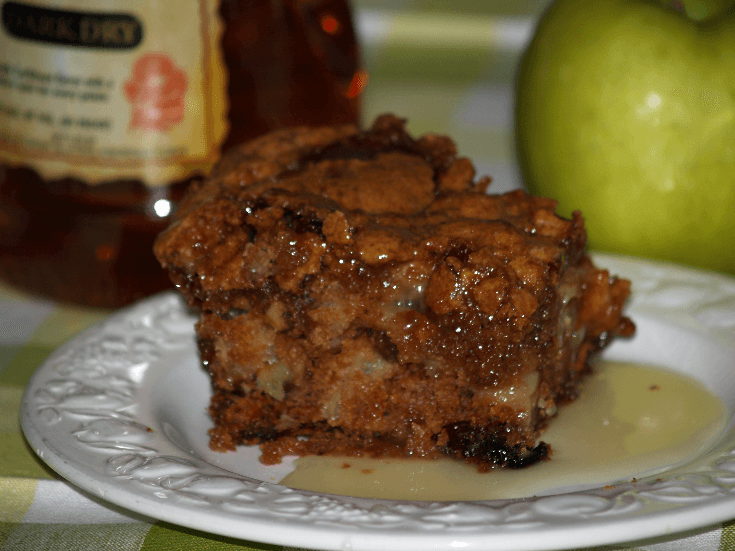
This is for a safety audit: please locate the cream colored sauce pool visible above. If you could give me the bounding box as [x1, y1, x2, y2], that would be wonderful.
[279, 361, 728, 501]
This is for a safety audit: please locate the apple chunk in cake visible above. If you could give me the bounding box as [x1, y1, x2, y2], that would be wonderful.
[154, 115, 634, 469]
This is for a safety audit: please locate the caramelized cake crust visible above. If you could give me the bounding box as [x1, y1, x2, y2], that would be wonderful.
[154, 115, 634, 469]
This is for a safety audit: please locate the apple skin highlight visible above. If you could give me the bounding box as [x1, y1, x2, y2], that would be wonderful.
[516, 0, 735, 275]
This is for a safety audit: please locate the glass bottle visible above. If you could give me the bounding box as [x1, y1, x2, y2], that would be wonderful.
[0, 0, 363, 308]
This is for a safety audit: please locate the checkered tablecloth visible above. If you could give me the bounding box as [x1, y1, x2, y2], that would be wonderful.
[3, 1, 735, 549]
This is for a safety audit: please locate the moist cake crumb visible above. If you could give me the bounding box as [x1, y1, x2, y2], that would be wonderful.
[154, 114, 634, 470]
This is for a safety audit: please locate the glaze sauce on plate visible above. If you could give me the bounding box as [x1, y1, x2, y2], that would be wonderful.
[280, 361, 728, 501]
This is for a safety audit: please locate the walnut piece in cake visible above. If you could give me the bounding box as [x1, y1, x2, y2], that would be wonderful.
[154, 115, 634, 470]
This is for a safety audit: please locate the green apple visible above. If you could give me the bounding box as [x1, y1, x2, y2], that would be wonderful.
[516, 0, 735, 275]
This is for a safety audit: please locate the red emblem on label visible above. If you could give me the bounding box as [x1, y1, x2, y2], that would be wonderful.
[123, 53, 187, 132]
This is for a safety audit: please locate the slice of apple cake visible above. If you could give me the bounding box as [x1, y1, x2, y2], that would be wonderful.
[154, 115, 634, 469]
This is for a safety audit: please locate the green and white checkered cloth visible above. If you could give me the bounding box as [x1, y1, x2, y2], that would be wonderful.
[2, 2, 735, 549]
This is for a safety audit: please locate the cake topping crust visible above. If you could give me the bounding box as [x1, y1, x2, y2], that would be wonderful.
[155, 115, 634, 469]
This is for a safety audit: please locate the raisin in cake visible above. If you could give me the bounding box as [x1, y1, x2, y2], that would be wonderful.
[154, 115, 634, 469]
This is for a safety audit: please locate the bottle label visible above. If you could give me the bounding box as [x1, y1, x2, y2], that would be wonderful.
[0, 0, 227, 186]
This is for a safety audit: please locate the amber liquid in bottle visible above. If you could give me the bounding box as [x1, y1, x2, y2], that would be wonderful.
[0, 0, 362, 308]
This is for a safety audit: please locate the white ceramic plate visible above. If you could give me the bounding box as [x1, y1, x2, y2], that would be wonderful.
[21, 254, 735, 551]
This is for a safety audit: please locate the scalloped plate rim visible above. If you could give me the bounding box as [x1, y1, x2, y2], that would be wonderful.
[19, 253, 735, 551]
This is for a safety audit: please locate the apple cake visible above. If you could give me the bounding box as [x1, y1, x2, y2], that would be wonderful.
[154, 114, 634, 470]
